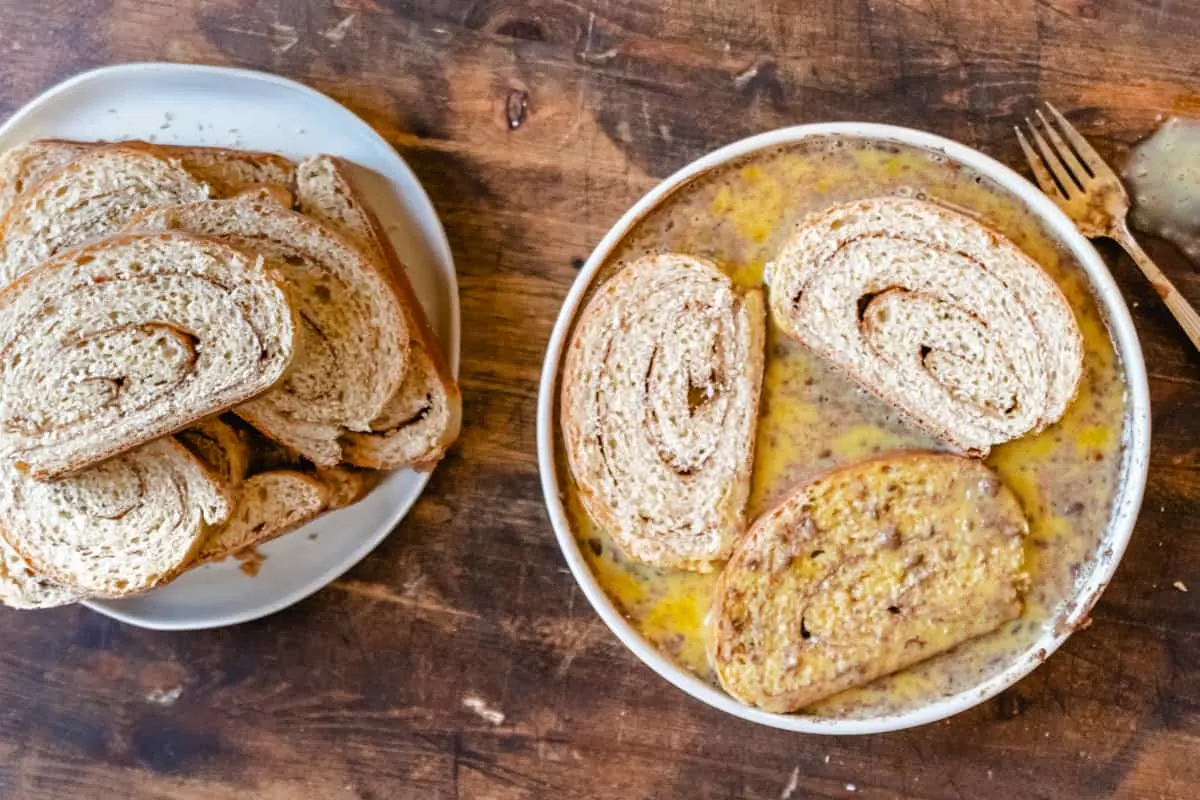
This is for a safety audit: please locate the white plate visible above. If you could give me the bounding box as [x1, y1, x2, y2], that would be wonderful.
[537, 122, 1151, 734]
[0, 63, 460, 630]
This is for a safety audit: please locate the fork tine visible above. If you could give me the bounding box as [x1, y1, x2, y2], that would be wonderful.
[1035, 108, 1092, 184]
[1025, 116, 1080, 196]
[1015, 126, 1064, 202]
[1044, 102, 1110, 177]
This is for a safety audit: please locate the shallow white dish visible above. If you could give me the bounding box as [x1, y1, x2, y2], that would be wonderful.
[0, 62, 460, 630]
[537, 122, 1151, 734]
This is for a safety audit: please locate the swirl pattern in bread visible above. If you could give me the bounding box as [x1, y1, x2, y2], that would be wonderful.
[710, 453, 1028, 712]
[132, 194, 410, 467]
[767, 197, 1084, 455]
[561, 254, 765, 572]
[0, 233, 295, 479]
[0, 438, 230, 597]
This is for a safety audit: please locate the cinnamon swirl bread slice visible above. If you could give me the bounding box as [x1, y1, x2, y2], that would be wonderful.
[131, 193, 410, 467]
[561, 254, 765, 572]
[0, 142, 210, 285]
[0, 233, 295, 479]
[192, 471, 328, 565]
[296, 155, 462, 471]
[711, 453, 1028, 712]
[176, 418, 337, 566]
[767, 197, 1084, 456]
[0, 139, 295, 219]
[0, 438, 230, 597]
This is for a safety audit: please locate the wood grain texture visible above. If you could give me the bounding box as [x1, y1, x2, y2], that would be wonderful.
[0, 0, 1199, 797]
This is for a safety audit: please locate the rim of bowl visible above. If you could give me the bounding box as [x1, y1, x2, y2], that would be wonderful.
[536, 122, 1151, 734]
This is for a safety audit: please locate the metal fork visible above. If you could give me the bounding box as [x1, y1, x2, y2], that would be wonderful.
[1016, 103, 1200, 352]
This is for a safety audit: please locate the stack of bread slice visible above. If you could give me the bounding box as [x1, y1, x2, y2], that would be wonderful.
[561, 197, 1085, 712]
[0, 139, 460, 610]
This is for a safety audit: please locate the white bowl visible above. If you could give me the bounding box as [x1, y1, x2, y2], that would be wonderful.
[536, 122, 1151, 734]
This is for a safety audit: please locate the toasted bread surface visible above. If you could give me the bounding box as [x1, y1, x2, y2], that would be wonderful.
[710, 452, 1028, 712]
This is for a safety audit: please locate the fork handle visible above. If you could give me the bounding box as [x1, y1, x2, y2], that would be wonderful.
[1112, 224, 1200, 353]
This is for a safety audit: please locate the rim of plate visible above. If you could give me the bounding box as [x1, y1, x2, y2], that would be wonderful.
[536, 122, 1151, 734]
[0, 62, 460, 630]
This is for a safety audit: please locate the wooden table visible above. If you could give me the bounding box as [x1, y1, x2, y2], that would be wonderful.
[1, 1, 1197, 797]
